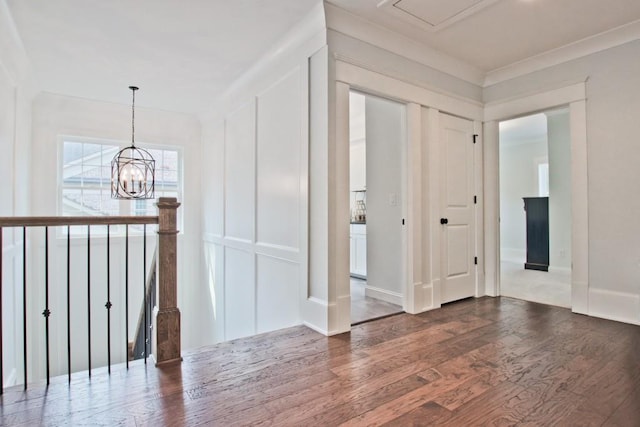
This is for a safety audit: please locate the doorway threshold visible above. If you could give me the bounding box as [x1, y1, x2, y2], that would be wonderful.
[351, 311, 404, 327]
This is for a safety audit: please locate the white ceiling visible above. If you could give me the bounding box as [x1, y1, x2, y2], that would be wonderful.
[6, 0, 640, 114]
[6, 0, 320, 114]
[327, 0, 640, 72]
[499, 113, 547, 146]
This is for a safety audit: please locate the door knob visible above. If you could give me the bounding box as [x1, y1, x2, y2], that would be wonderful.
[440, 218, 448, 225]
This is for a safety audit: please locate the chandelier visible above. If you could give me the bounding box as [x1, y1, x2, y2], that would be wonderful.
[111, 86, 155, 199]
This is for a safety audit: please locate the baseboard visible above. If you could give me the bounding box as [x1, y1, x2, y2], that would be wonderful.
[571, 280, 589, 314]
[331, 294, 352, 334]
[588, 288, 640, 326]
[404, 281, 423, 314]
[303, 321, 329, 336]
[549, 266, 572, 274]
[364, 286, 402, 306]
[421, 282, 436, 311]
[302, 297, 329, 336]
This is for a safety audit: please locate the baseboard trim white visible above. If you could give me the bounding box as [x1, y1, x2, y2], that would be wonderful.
[549, 266, 572, 274]
[302, 297, 329, 336]
[421, 282, 436, 311]
[588, 288, 640, 326]
[364, 286, 402, 306]
[303, 321, 329, 336]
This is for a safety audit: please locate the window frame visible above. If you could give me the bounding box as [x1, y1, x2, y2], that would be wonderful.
[57, 135, 184, 236]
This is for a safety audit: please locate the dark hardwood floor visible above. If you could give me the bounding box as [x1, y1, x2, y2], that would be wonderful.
[2, 297, 639, 426]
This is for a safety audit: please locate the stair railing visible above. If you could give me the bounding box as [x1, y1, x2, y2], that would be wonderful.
[0, 197, 181, 393]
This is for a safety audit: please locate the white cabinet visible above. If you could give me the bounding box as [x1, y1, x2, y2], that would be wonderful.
[350, 223, 367, 278]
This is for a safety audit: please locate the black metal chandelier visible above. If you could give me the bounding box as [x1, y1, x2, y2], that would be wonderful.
[111, 86, 155, 199]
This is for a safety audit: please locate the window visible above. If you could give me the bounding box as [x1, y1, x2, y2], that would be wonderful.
[130, 148, 180, 216]
[60, 138, 182, 221]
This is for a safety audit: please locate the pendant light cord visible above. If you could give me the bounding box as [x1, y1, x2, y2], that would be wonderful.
[129, 86, 138, 147]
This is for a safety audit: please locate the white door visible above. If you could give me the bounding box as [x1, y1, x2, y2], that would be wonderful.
[440, 113, 476, 303]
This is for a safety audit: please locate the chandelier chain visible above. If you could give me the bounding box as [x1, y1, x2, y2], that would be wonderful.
[131, 88, 136, 147]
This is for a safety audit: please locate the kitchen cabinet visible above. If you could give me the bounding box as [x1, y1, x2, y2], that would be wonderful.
[350, 223, 367, 278]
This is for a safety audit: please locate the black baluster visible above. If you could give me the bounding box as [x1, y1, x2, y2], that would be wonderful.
[22, 227, 27, 389]
[125, 224, 129, 369]
[43, 227, 50, 385]
[87, 225, 91, 378]
[106, 225, 111, 374]
[67, 226, 71, 383]
[143, 224, 147, 364]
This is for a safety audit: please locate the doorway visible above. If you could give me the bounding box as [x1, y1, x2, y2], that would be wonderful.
[348, 90, 404, 324]
[498, 109, 572, 307]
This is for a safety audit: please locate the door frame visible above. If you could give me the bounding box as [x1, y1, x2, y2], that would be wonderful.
[345, 88, 409, 317]
[483, 81, 589, 313]
[438, 113, 480, 304]
[332, 60, 484, 332]
[349, 88, 409, 309]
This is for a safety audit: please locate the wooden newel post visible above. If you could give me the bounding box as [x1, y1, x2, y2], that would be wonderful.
[155, 197, 182, 365]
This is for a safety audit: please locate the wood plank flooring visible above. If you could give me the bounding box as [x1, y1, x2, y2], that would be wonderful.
[1, 297, 639, 426]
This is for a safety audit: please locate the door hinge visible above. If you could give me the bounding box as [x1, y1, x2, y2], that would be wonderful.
[473, 134, 478, 144]
[402, 218, 405, 225]
[474, 195, 477, 204]
[474, 256, 478, 265]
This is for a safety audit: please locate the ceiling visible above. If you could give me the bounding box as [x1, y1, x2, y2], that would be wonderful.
[6, 0, 640, 114]
[499, 113, 547, 146]
[6, 0, 320, 114]
[327, 0, 640, 72]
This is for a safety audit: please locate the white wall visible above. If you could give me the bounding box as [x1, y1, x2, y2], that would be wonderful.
[200, 4, 326, 341]
[499, 136, 548, 262]
[547, 110, 572, 270]
[28, 93, 202, 381]
[0, 0, 36, 387]
[349, 91, 366, 208]
[485, 40, 640, 324]
[349, 143, 366, 192]
[364, 95, 405, 303]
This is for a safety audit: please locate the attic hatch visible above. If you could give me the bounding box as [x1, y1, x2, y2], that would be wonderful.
[378, 0, 500, 32]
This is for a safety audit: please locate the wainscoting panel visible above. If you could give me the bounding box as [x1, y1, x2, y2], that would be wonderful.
[256, 68, 302, 250]
[224, 247, 256, 340]
[224, 100, 256, 242]
[2, 242, 20, 387]
[203, 48, 313, 339]
[256, 254, 300, 334]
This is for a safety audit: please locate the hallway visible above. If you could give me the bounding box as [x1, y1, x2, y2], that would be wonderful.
[501, 260, 571, 308]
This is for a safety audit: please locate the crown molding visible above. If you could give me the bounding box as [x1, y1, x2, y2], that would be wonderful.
[484, 81, 586, 122]
[484, 19, 640, 87]
[324, 2, 485, 87]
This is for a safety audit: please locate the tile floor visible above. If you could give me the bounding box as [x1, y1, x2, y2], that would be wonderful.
[500, 260, 571, 308]
[350, 277, 403, 324]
